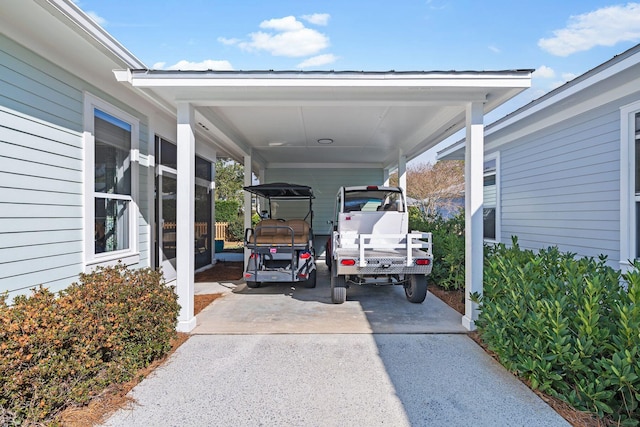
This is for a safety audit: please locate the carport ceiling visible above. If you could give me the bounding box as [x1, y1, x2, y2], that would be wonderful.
[118, 70, 532, 169]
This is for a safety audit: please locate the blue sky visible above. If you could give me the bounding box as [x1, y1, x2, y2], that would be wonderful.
[75, 0, 640, 163]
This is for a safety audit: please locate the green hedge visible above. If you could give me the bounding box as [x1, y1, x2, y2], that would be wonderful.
[215, 200, 240, 223]
[0, 264, 180, 425]
[409, 208, 465, 290]
[477, 237, 640, 425]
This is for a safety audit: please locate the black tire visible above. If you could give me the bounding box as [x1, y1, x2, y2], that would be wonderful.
[331, 286, 346, 304]
[303, 268, 317, 288]
[325, 255, 332, 270]
[330, 269, 347, 304]
[405, 274, 427, 303]
[246, 281, 261, 288]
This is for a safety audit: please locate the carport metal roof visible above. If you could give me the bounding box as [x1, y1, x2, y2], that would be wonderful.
[115, 69, 532, 171]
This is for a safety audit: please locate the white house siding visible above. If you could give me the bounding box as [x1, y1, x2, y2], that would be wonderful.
[495, 100, 623, 263]
[0, 34, 151, 301]
[265, 168, 384, 235]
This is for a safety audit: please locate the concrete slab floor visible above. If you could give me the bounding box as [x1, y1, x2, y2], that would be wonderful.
[194, 262, 467, 334]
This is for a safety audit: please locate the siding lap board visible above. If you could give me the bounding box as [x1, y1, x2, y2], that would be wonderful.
[497, 103, 621, 262]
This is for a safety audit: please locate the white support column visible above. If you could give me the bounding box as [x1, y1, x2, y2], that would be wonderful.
[243, 153, 252, 268]
[176, 103, 196, 332]
[211, 156, 217, 265]
[463, 101, 485, 331]
[398, 150, 407, 192]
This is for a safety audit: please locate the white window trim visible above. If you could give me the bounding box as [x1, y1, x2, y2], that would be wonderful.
[484, 151, 501, 243]
[83, 92, 140, 268]
[620, 100, 640, 272]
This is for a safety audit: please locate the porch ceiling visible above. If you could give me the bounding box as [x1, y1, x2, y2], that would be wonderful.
[116, 70, 532, 170]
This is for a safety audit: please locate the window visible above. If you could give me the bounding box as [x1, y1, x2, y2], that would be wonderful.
[85, 94, 139, 265]
[635, 112, 640, 258]
[620, 101, 640, 269]
[155, 137, 214, 272]
[343, 189, 405, 212]
[94, 110, 132, 253]
[483, 156, 499, 241]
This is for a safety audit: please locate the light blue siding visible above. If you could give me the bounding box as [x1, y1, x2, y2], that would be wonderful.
[495, 102, 622, 262]
[0, 34, 152, 300]
[265, 168, 384, 234]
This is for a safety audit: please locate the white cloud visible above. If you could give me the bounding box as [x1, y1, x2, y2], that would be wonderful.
[218, 37, 240, 46]
[538, 3, 640, 56]
[533, 65, 555, 79]
[562, 72, 577, 81]
[260, 16, 305, 32]
[301, 13, 330, 26]
[488, 45, 501, 54]
[297, 54, 338, 68]
[154, 59, 234, 71]
[224, 15, 330, 57]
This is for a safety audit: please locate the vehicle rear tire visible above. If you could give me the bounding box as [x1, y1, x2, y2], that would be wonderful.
[331, 274, 347, 304]
[246, 281, 261, 288]
[303, 269, 317, 288]
[405, 274, 427, 303]
[331, 286, 346, 304]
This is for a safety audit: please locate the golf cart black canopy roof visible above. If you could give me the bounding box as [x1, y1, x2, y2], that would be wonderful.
[243, 183, 314, 199]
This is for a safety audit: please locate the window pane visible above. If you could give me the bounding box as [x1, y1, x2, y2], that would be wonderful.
[161, 175, 177, 262]
[637, 202, 640, 258]
[636, 135, 640, 195]
[196, 156, 212, 181]
[483, 208, 496, 240]
[95, 111, 131, 195]
[160, 139, 177, 169]
[195, 184, 212, 269]
[344, 190, 404, 212]
[95, 198, 129, 253]
[95, 142, 131, 194]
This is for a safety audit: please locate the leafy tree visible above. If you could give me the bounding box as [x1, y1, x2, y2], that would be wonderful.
[215, 159, 244, 203]
[390, 160, 464, 220]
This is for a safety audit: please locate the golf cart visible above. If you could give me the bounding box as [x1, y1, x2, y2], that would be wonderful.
[243, 183, 317, 288]
[326, 185, 433, 304]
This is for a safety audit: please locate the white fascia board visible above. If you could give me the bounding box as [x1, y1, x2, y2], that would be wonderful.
[40, 0, 146, 69]
[127, 71, 532, 89]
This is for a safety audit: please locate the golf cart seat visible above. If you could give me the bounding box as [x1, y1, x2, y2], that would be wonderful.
[250, 219, 310, 246]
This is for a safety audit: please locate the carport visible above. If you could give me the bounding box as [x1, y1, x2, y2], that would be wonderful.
[115, 69, 532, 332]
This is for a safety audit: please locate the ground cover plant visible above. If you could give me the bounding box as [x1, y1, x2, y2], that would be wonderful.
[0, 263, 180, 425]
[476, 238, 640, 425]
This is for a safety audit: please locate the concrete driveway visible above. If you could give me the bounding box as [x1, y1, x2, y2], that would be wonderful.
[102, 262, 570, 427]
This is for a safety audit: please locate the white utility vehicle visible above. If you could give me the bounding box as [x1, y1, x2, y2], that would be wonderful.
[325, 185, 433, 304]
[243, 183, 317, 289]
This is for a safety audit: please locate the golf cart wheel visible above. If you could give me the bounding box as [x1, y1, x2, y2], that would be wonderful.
[246, 281, 261, 288]
[330, 275, 347, 304]
[405, 274, 427, 303]
[303, 269, 317, 288]
[331, 286, 346, 304]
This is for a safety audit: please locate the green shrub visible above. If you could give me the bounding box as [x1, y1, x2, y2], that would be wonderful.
[0, 264, 180, 425]
[227, 217, 246, 242]
[215, 200, 240, 222]
[477, 237, 640, 425]
[410, 208, 465, 290]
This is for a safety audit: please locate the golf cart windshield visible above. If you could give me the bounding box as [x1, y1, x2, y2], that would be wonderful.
[244, 183, 314, 222]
